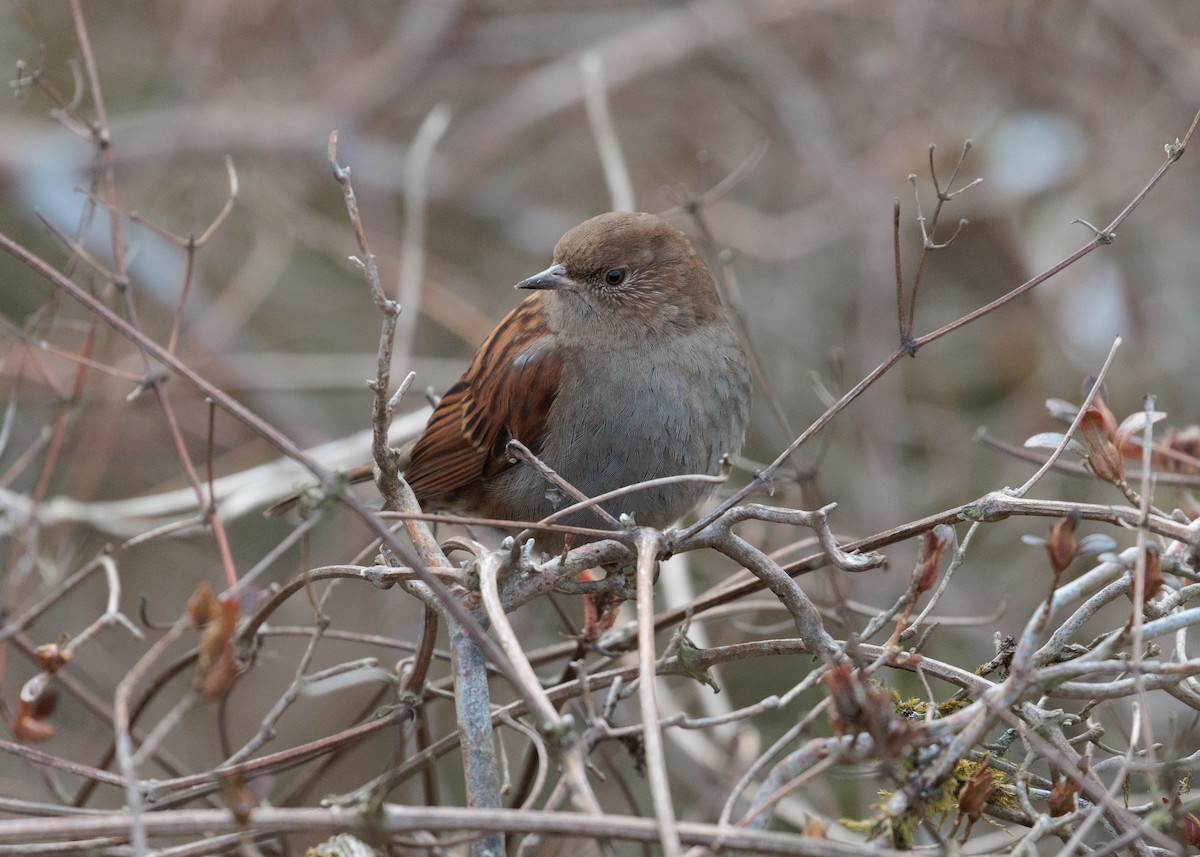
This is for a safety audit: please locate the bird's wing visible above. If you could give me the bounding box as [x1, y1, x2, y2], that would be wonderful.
[404, 295, 562, 498]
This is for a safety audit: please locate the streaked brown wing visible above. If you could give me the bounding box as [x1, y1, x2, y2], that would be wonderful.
[404, 294, 562, 499]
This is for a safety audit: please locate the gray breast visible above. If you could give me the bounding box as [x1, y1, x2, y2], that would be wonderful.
[490, 322, 750, 533]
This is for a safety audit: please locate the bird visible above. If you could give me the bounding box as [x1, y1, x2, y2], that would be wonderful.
[268, 211, 751, 548]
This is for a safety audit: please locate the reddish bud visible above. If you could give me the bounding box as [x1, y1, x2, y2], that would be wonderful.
[196, 595, 241, 698]
[13, 702, 55, 743]
[187, 582, 214, 628]
[28, 688, 58, 720]
[1047, 758, 1086, 818]
[822, 660, 911, 755]
[201, 650, 239, 698]
[1045, 512, 1079, 576]
[1139, 545, 1162, 601]
[1079, 406, 1124, 484]
[913, 525, 954, 594]
[1083, 381, 1118, 436]
[1181, 811, 1200, 848]
[198, 596, 238, 663]
[13, 677, 58, 743]
[823, 661, 860, 738]
[34, 642, 69, 673]
[957, 755, 997, 822]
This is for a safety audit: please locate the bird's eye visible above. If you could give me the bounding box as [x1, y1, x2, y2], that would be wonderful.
[604, 268, 626, 285]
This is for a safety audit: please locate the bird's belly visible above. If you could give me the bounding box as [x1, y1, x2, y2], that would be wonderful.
[488, 341, 748, 531]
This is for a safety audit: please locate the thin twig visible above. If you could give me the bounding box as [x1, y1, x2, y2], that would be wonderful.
[633, 530, 681, 857]
[581, 51, 634, 213]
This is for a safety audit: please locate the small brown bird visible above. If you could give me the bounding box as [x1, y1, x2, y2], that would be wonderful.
[270, 212, 751, 545]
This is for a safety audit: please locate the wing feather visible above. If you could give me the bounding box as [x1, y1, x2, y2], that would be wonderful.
[404, 295, 562, 500]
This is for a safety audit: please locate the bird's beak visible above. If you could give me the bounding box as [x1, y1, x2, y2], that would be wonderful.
[516, 263, 571, 291]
